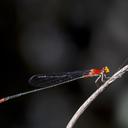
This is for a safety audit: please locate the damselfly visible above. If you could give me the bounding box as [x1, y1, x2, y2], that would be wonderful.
[0, 66, 110, 104]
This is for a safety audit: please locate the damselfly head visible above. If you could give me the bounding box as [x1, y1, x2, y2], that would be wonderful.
[104, 66, 110, 74]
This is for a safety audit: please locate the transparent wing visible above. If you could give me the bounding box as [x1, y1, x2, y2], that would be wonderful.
[28, 70, 89, 88]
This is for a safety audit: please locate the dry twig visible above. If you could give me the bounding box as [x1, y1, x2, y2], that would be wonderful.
[66, 65, 128, 128]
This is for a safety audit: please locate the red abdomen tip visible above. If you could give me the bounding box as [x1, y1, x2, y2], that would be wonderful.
[0, 98, 5, 104]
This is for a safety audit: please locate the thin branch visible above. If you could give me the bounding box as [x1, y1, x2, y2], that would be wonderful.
[66, 65, 128, 128]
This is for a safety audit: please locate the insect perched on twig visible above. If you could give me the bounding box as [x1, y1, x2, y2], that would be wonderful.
[0, 66, 110, 104]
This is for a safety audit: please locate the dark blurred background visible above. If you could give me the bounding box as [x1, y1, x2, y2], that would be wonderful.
[1, 0, 128, 128]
